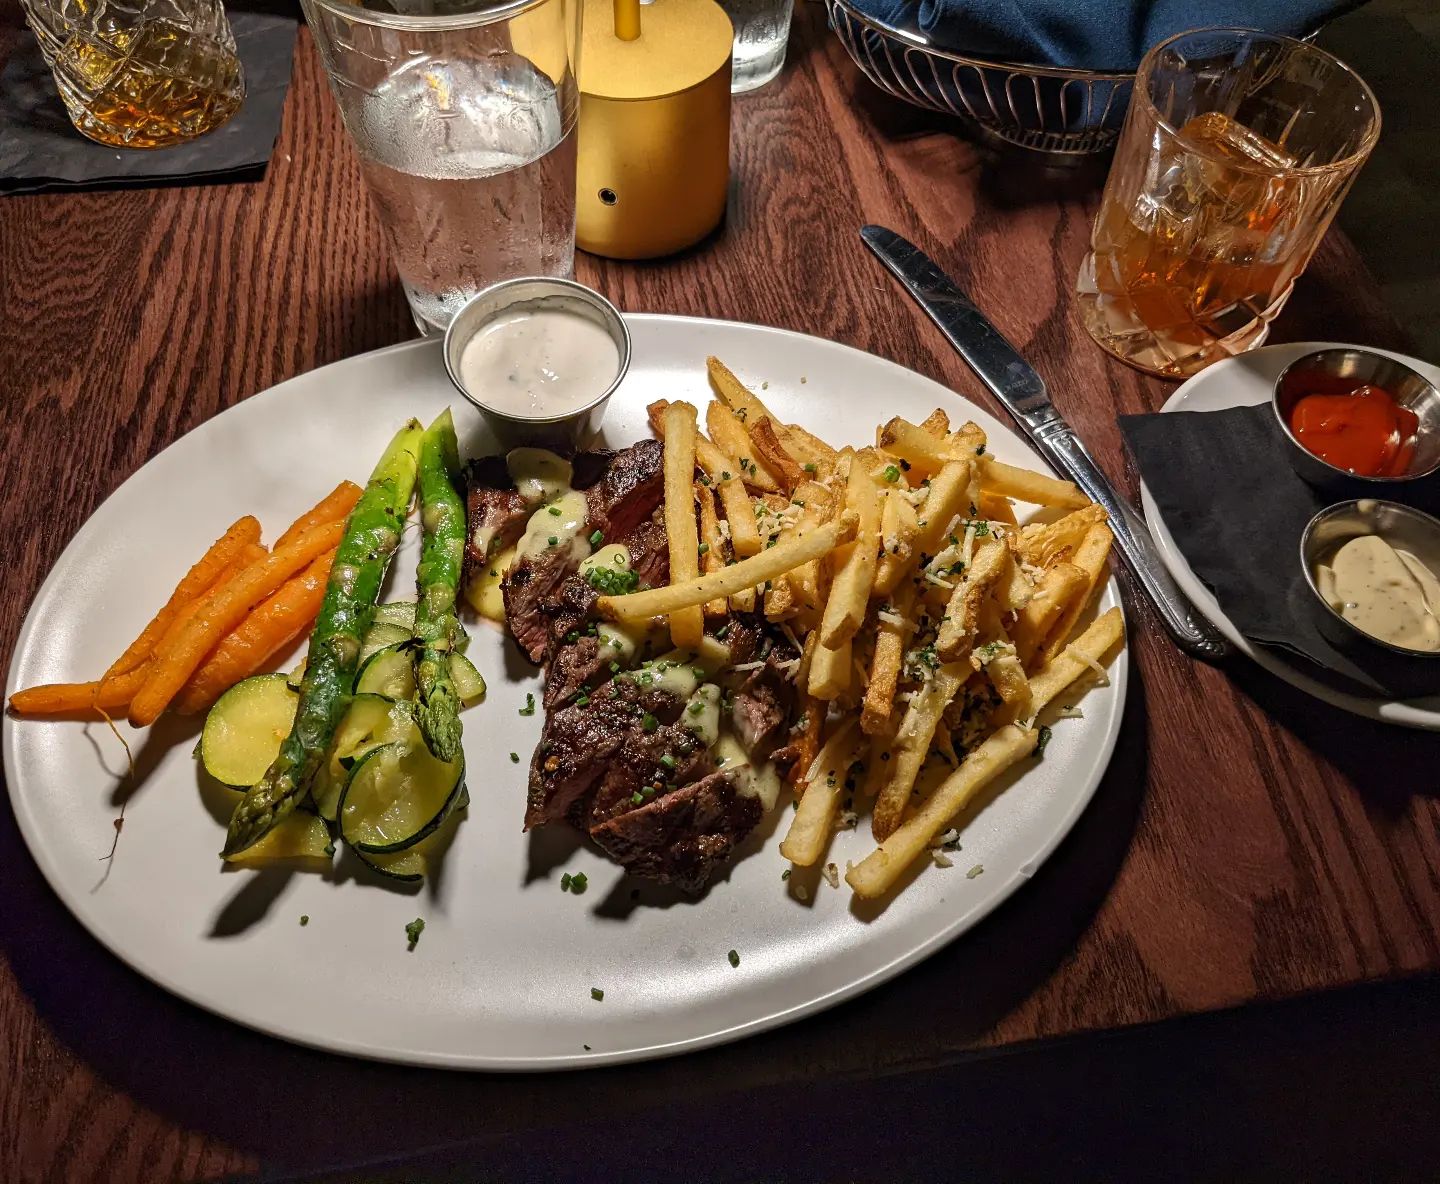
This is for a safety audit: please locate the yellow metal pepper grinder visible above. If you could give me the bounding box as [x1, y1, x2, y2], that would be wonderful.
[575, 0, 733, 259]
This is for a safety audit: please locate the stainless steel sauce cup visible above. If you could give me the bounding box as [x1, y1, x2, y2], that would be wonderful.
[1272, 347, 1440, 503]
[443, 277, 631, 451]
[1300, 498, 1440, 696]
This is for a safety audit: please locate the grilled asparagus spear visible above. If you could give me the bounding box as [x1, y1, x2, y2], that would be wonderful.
[413, 409, 466, 761]
[222, 421, 424, 856]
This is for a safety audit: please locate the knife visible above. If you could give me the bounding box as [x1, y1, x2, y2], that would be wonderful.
[860, 224, 1230, 663]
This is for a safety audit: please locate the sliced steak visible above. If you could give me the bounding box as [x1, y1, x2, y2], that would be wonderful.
[586, 721, 715, 829]
[503, 441, 665, 664]
[526, 676, 687, 829]
[543, 517, 672, 709]
[462, 456, 529, 586]
[589, 772, 763, 893]
[730, 657, 794, 764]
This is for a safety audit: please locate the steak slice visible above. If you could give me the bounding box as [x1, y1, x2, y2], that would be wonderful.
[586, 721, 715, 828]
[526, 676, 686, 829]
[543, 517, 671, 710]
[462, 456, 529, 587]
[503, 441, 665, 663]
[589, 772, 763, 893]
[730, 656, 794, 765]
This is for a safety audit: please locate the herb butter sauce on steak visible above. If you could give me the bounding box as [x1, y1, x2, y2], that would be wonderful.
[463, 442, 800, 892]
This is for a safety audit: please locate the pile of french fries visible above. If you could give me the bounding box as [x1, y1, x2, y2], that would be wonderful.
[596, 356, 1127, 900]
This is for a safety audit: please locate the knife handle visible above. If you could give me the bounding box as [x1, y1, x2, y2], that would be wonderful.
[1037, 428, 1231, 664]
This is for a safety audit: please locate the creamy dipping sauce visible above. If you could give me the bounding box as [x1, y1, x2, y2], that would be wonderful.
[1315, 533, 1440, 652]
[458, 306, 619, 418]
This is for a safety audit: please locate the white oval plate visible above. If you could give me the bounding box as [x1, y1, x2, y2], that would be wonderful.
[1140, 340, 1440, 731]
[4, 317, 1127, 1069]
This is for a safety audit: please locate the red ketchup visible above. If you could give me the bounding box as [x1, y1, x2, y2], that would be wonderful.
[1288, 380, 1418, 478]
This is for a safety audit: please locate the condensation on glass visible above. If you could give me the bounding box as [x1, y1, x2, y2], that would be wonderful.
[303, 0, 582, 335]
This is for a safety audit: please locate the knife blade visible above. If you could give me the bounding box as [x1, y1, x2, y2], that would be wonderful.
[860, 224, 1230, 663]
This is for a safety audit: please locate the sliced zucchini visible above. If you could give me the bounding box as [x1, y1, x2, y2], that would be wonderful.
[372, 601, 418, 630]
[359, 621, 412, 664]
[201, 674, 299, 789]
[356, 643, 417, 699]
[223, 810, 332, 870]
[447, 652, 486, 706]
[338, 730, 465, 854]
[287, 658, 307, 690]
[313, 694, 413, 821]
[356, 800, 463, 883]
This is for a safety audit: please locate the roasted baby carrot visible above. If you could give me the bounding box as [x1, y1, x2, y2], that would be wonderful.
[274, 482, 363, 551]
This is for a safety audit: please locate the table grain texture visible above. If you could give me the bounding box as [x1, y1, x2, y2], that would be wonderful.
[2, 6, 1438, 1182]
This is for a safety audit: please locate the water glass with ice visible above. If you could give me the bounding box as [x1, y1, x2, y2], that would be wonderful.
[302, 0, 581, 335]
[715, 0, 793, 92]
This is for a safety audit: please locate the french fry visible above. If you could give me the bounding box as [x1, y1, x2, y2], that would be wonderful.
[847, 724, 1037, 898]
[749, 417, 806, 495]
[175, 550, 335, 714]
[977, 492, 1017, 525]
[856, 611, 1123, 903]
[707, 356, 783, 428]
[649, 399, 763, 557]
[878, 417, 958, 475]
[920, 409, 950, 438]
[707, 400, 780, 494]
[785, 481, 834, 628]
[977, 456, 1088, 509]
[983, 649, 1031, 714]
[729, 586, 758, 613]
[1026, 606, 1125, 714]
[598, 514, 857, 622]
[807, 638, 852, 700]
[874, 489, 920, 596]
[785, 691, 825, 789]
[274, 482, 363, 551]
[1018, 504, 1108, 567]
[871, 663, 966, 840]
[1013, 562, 1087, 667]
[862, 581, 916, 735]
[1037, 523, 1114, 663]
[818, 458, 880, 648]
[782, 424, 838, 475]
[694, 482, 728, 619]
[128, 521, 344, 727]
[951, 422, 987, 456]
[779, 718, 860, 866]
[661, 403, 705, 649]
[935, 536, 1010, 661]
[910, 459, 975, 566]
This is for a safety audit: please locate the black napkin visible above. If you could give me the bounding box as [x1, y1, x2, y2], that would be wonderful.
[1120, 404, 1400, 696]
[0, 12, 296, 196]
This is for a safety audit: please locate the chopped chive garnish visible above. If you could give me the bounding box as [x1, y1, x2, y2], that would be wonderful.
[803, 463, 816, 473]
[727, 949, 740, 968]
[697, 543, 709, 555]
[548, 505, 561, 516]
[571, 872, 588, 893]
[519, 693, 535, 716]
[882, 464, 900, 482]
[641, 713, 658, 733]
[509, 751, 519, 763]
[590, 529, 603, 547]
[659, 753, 677, 770]
[560, 872, 572, 891]
[548, 535, 558, 546]
[688, 701, 705, 715]
[299, 915, 309, 926]
[404, 918, 425, 951]
[591, 987, 604, 1001]
[631, 791, 644, 804]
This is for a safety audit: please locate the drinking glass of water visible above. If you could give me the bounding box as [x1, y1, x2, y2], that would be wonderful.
[715, 0, 793, 92]
[303, 0, 580, 335]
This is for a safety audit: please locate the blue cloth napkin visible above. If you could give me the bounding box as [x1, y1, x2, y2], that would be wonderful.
[856, 0, 1364, 70]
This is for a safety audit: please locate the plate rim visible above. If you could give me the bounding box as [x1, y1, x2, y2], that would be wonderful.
[1139, 339, 1440, 731]
[4, 316, 1129, 1069]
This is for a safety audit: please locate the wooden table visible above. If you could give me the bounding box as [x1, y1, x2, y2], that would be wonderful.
[3, 7, 1437, 1181]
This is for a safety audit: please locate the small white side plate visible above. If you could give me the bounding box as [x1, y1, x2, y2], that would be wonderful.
[1140, 341, 1440, 730]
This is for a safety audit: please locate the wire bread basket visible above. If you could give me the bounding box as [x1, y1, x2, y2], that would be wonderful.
[825, 0, 1135, 156]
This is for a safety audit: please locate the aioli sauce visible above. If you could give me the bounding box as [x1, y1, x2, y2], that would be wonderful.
[1288, 381, 1418, 478]
[458, 307, 619, 417]
[1315, 533, 1440, 652]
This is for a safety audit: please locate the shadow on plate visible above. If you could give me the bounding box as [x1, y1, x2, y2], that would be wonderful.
[0, 666, 1146, 1174]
